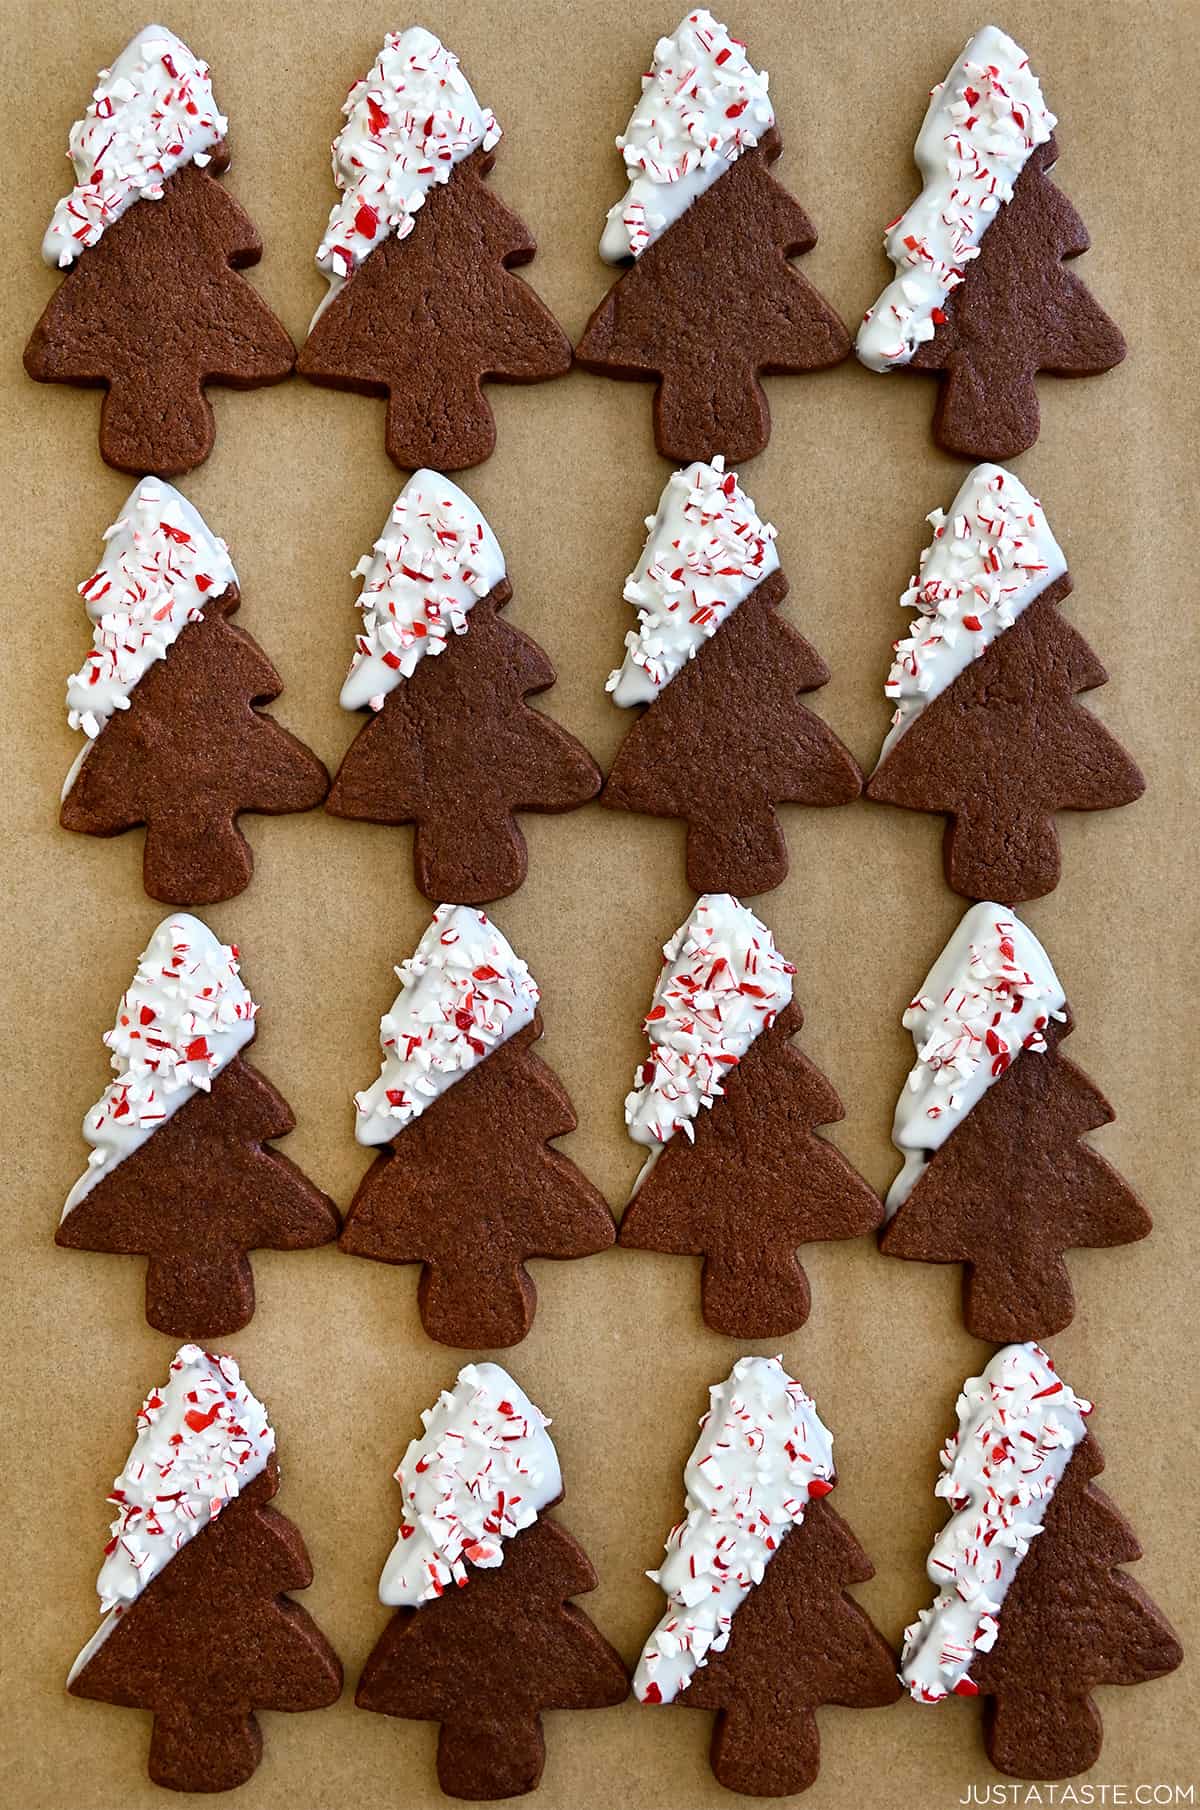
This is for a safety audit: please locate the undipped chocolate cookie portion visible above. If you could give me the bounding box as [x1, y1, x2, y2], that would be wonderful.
[908, 139, 1126, 460]
[300, 148, 571, 471]
[57, 1052, 340, 1338]
[880, 1018, 1150, 1342]
[678, 1497, 901, 1796]
[356, 1515, 628, 1800]
[620, 1004, 882, 1337]
[867, 576, 1145, 904]
[69, 1460, 343, 1794]
[973, 1432, 1182, 1780]
[341, 1018, 614, 1348]
[26, 155, 295, 476]
[576, 129, 851, 464]
[61, 587, 330, 905]
[602, 569, 861, 897]
[327, 580, 600, 905]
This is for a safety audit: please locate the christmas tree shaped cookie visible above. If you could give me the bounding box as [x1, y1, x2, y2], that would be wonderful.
[618, 895, 881, 1336]
[866, 465, 1143, 902]
[298, 28, 571, 470]
[25, 25, 294, 475]
[355, 1361, 628, 1798]
[60, 480, 329, 904]
[901, 1343, 1181, 1778]
[326, 473, 600, 904]
[340, 905, 614, 1347]
[67, 1345, 342, 1793]
[880, 902, 1150, 1342]
[633, 1356, 900, 1794]
[601, 458, 861, 894]
[57, 914, 339, 1337]
[576, 11, 850, 462]
[856, 26, 1125, 458]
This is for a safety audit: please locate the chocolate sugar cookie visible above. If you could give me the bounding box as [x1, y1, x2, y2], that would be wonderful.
[601, 459, 860, 896]
[67, 1346, 342, 1794]
[299, 29, 571, 470]
[900, 1343, 1180, 1779]
[60, 481, 329, 905]
[26, 26, 294, 475]
[326, 472, 600, 904]
[576, 12, 850, 462]
[341, 906, 614, 1347]
[866, 464, 1143, 903]
[880, 903, 1149, 1342]
[633, 1357, 900, 1795]
[619, 895, 881, 1337]
[856, 27, 1125, 458]
[57, 915, 339, 1338]
[356, 1363, 628, 1798]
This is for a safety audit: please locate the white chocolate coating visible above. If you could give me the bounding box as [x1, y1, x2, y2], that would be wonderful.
[355, 905, 538, 1145]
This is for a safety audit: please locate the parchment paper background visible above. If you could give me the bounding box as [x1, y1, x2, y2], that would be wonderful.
[2, 3, 1197, 1806]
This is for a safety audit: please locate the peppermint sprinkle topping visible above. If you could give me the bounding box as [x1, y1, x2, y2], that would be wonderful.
[878, 464, 1066, 760]
[96, 1345, 274, 1617]
[66, 480, 236, 751]
[379, 1362, 561, 1608]
[315, 27, 500, 289]
[902, 1342, 1090, 1703]
[887, 903, 1065, 1214]
[601, 10, 774, 261]
[355, 905, 539, 1145]
[626, 894, 794, 1158]
[635, 1356, 834, 1704]
[608, 457, 779, 706]
[63, 915, 257, 1218]
[857, 26, 1055, 371]
[339, 472, 505, 712]
[44, 25, 227, 268]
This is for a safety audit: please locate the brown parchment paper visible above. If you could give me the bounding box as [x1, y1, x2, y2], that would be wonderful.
[2, 2, 1197, 1806]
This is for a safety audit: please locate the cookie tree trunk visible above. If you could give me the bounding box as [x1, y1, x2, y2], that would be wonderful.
[299, 149, 572, 472]
[327, 582, 601, 906]
[57, 1054, 340, 1339]
[973, 1433, 1182, 1780]
[341, 1018, 614, 1348]
[867, 578, 1144, 903]
[576, 129, 851, 464]
[436, 1721, 547, 1804]
[602, 570, 862, 896]
[69, 1462, 343, 1794]
[59, 588, 330, 905]
[25, 158, 295, 476]
[682, 1497, 901, 1796]
[880, 1019, 1150, 1343]
[620, 1004, 881, 1337]
[355, 1517, 628, 1800]
[909, 139, 1126, 461]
